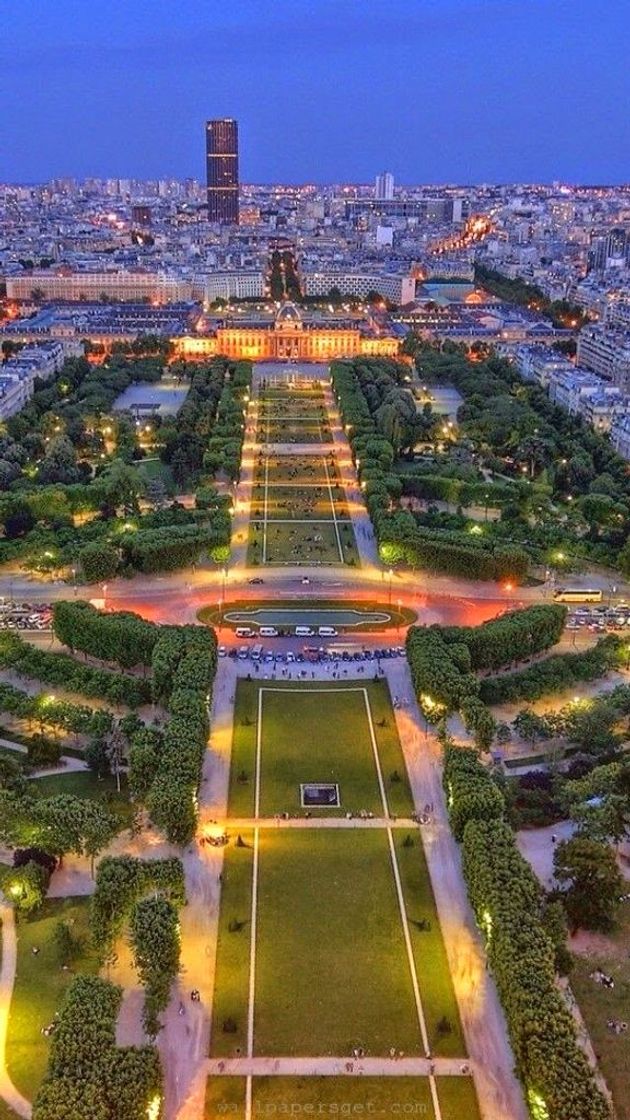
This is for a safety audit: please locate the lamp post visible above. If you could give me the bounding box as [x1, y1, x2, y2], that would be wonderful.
[388, 569, 393, 609]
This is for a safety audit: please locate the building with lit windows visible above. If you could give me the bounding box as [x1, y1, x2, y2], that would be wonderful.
[5, 270, 193, 303]
[206, 119, 239, 225]
[173, 302, 399, 361]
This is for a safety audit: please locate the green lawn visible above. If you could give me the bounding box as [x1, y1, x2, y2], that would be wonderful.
[6, 897, 98, 1100]
[251, 483, 350, 520]
[31, 770, 134, 832]
[254, 830, 424, 1056]
[570, 908, 630, 1120]
[256, 454, 341, 488]
[252, 520, 358, 566]
[228, 680, 414, 818]
[204, 1076, 480, 1120]
[395, 832, 466, 1056]
[135, 457, 175, 491]
[258, 418, 331, 444]
[209, 830, 255, 1059]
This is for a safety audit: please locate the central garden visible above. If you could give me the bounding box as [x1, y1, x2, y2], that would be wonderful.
[208, 681, 469, 1113]
[256, 385, 332, 444]
[248, 449, 358, 566]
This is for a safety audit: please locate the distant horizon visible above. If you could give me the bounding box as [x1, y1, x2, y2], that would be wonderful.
[4, 175, 630, 190]
[2, 1, 628, 185]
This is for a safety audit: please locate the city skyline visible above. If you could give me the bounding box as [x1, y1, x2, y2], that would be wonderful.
[2, 0, 629, 185]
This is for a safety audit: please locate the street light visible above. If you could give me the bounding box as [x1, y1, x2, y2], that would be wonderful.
[388, 569, 393, 609]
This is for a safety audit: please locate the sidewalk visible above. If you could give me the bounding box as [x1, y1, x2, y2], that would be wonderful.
[384, 660, 528, 1120]
[0, 904, 32, 1118]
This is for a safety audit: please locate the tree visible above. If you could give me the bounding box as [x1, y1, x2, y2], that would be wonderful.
[571, 794, 630, 847]
[2, 860, 49, 913]
[97, 459, 143, 517]
[79, 543, 120, 584]
[554, 835, 623, 932]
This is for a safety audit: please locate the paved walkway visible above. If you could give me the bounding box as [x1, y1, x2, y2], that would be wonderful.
[0, 903, 32, 1118]
[384, 661, 529, 1120]
[214, 816, 421, 830]
[162, 659, 235, 1120]
[207, 1056, 472, 1077]
[325, 385, 380, 569]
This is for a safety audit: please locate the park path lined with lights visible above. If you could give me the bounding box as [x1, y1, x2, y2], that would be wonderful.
[0, 903, 32, 1118]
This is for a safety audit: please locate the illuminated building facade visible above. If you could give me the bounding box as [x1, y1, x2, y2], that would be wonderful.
[206, 119, 239, 225]
[174, 303, 400, 361]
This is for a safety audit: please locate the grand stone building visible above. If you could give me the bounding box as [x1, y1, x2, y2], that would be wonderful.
[173, 302, 400, 361]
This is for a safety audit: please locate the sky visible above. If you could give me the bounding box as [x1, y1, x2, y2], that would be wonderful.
[1, 0, 629, 185]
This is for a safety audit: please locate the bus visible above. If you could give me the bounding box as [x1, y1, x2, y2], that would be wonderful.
[553, 588, 603, 604]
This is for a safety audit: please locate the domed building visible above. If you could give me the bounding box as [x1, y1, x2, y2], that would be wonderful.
[174, 300, 400, 362]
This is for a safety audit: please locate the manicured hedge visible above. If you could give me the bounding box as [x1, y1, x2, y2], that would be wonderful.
[0, 632, 151, 707]
[442, 748, 611, 1120]
[33, 976, 163, 1120]
[92, 855, 185, 1037]
[479, 635, 620, 704]
[53, 601, 158, 669]
[406, 604, 567, 713]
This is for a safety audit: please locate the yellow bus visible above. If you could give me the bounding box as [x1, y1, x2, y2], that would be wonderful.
[553, 587, 603, 603]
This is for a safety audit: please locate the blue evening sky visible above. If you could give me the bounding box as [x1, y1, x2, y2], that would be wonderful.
[2, 0, 628, 184]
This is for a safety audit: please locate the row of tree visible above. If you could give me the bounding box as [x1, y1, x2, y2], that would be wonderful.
[407, 604, 567, 715]
[480, 635, 622, 704]
[0, 679, 113, 738]
[53, 601, 159, 670]
[444, 746, 611, 1120]
[91, 856, 185, 1037]
[52, 602, 219, 844]
[203, 361, 252, 481]
[33, 975, 163, 1120]
[0, 631, 152, 707]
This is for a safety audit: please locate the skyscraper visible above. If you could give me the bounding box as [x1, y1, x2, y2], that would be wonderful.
[206, 119, 239, 224]
[374, 171, 394, 201]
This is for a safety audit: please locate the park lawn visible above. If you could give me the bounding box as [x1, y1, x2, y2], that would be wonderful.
[199, 598, 416, 632]
[570, 907, 630, 1120]
[436, 1077, 482, 1120]
[254, 1077, 436, 1117]
[259, 418, 330, 444]
[204, 1076, 246, 1117]
[228, 681, 414, 818]
[395, 832, 466, 1057]
[259, 455, 341, 488]
[209, 831, 254, 1058]
[135, 457, 175, 491]
[6, 896, 98, 1100]
[260, 521, 357, 566]
[254, 829, 423, 1056]
[31, 770, 134, 832]
[204, 1075, 480, 1120]
[227, 682, 257, 817]
[250, 483, 350, 521]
